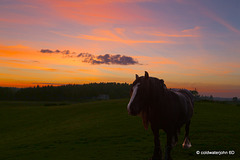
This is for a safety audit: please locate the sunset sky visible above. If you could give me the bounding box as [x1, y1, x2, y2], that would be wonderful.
[0, 0, 240, 97]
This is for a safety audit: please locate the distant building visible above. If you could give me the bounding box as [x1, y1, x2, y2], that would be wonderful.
[97, 94, 110, 100]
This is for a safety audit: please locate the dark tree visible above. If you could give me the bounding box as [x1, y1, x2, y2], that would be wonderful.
[12, 83, 131, 101]
[232, 97, 238, 102]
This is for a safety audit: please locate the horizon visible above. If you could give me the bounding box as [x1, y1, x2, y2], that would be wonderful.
[0, 81, 238, 99]
[0, 0, 240, 98]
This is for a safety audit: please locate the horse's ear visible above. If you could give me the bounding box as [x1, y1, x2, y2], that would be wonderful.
[145, 71, 149, 79]
[136, 74, 139, 79]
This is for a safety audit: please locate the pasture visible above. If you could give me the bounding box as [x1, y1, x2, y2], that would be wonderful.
[0, 100, 239, 160]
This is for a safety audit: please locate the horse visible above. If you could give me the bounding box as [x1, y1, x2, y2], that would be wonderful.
[127, 71, 194, 160]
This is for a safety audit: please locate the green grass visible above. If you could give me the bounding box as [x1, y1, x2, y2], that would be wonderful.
[0, 100, 239, 160]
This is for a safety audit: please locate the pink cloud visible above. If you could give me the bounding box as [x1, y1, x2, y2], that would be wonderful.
[133, 27, 201, 38]
[181, 26, 201, 33]
[201, 7, 240, 35]
[50, 30, 172, 44]
[35, 0, 154, 26]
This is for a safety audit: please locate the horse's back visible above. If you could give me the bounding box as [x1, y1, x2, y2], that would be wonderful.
[171, 89, 194, 123]
[178, 89, 194, 106]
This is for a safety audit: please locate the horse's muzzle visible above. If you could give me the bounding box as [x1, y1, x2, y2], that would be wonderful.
[128, 108, 139, 116]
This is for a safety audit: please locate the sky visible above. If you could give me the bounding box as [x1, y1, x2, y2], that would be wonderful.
[0, 0, 240, 98]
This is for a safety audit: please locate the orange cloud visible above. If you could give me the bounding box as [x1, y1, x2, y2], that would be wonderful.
[4, 44, 29, 49]
[101, 67, 140, 74]
[78, 34, 171, 44]
[151, 32, 199, 38]
[136, 56, 178, 65]
[38, 0, 153, 26]
[182, 26, 201, 33]
[0, 59, 57, 72]
[0, 44, 135, 87]
[51, 30, 172, 44]
[81, 0, 157, 4]
[114, 28, 126, 37]
[134, 28, 201, 38]
[0, 44, 85, 67]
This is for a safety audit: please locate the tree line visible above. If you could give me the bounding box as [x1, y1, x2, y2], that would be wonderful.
[0, 83, 203, 102]
[0, 83, 131, 101]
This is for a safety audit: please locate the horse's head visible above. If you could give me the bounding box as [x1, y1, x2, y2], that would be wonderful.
[127, 71, 167, 130]
[127, 71, 150, 116]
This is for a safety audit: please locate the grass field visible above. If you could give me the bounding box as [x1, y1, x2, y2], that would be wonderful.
[0, 100, 239, 160]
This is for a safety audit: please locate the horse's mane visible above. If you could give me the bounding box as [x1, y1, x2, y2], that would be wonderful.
[148, 77, 167, 100]
[148, 77, 194, 104]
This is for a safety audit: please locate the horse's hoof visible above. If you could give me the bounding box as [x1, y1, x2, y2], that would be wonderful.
[182, 141, 192, 148]
[182, 138, 192, 149]
[182, 143, 192, 148]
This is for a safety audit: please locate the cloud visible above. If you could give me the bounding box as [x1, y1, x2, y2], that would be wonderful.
[40, 49, 75, 57]
[201, 7, 240, 35]
[40, 49, 139, 65]
[182, 26, 201, 33]
[50, 31, 172, 44]
[81, 0, 158, 4]
[133, 28, 200, 38]
[0, 58, 58, 72]
[1, 58, 39, 64]
[151, 32, 199, 37]
[40, 49, 54, 53]
[77, 53, 93, 58]
[37, 0, 154, 26]
[78, 53, 139, 65]
[77, 34, 170, 43]
[5, 44, 29, 49]
[40, 49, 62, 53]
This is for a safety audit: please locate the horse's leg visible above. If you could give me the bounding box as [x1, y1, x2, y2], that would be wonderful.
[151, 127, 162, 160]
[165, 133, 173, 160]
[172, 127, 180, 147]
[182, 120, 192, 148]
[172, 131, 178, 147]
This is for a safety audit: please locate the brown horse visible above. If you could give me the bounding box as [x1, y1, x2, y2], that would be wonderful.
[127, 71, 194, 160]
